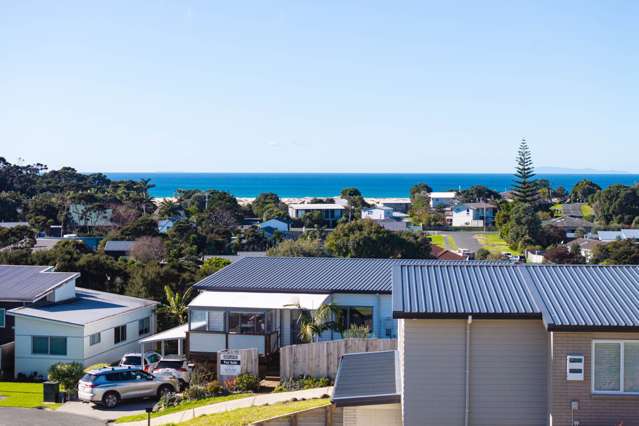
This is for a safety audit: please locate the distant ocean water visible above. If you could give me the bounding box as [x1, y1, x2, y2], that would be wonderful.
[105, 173, 639, 198]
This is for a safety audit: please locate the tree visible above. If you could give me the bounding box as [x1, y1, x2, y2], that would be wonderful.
[339, 187, 368, 221]
[130, 236, 166, 263]
[159, 285, 193, 326]
[48, 362, 85, 396]
[267, 239, 328, 257]
[504, 202, 542, 251]
[553, 186, 568, 200]
[297, 303, 340, 343]
[0, 225, 35, 249]
[198, 257, 231, 279]
[570, 180, 601, 203]
[325, 219, 432, 258]
[475, 248, 491, 260]
[302, 210, 325, 228]
[512, 138, 538, 204]
[408, 192, 431, 226]
[457, 185, 501, 203]
[251, 193, 287, 220]
[116, 216, 160, 239]
[536, 179, 552, 202]
[409, 183, 432, 200]
[591, 184, 639, 225]
[544, 244, 585, 264]
[591, 240, 639, 265]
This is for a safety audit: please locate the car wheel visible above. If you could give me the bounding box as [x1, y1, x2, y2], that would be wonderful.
[157, 384, 174, 399]
[102, 391, 120, 409]
[178, 379, 187, 391]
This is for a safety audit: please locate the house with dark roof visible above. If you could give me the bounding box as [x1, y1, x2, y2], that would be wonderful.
[333, 263, 639, 426]
[543, 216, 595, 236]
[103, 240, 135, 258]
[186, 257, 477, 359]
[0, 265, 158, 378]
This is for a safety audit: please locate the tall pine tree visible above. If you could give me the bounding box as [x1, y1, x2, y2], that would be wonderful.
[512, 138, 538, 204]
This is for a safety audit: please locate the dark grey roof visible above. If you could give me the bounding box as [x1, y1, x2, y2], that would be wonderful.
[393, 264, 639, 330]
[9, 287, 159, 325]
[332, 350, 400, 407]
[104, 240, 135, 252]
[0, 265, 79, 302]
[193, 257, 494, 294]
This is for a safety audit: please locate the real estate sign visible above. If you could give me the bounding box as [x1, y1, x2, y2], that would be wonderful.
[218, 349, 241, 378]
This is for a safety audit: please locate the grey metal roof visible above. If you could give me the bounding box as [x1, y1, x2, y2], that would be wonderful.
[332, 350, 400, 407]
[0, 265, 79, 302]
[104, 240, 135, 252]
[8, 287, 159, 325]
[393, 264, 639, 330]
[392, 264, 540, 318]
[193, 257, 495, 294]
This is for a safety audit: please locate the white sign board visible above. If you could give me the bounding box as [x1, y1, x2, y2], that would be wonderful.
[219, 350, 241, 376]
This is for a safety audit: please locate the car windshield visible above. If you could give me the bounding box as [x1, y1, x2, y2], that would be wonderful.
[156, 360, 183, 369]
[80, 373, 97, 383]
[121, 356, 142, 365]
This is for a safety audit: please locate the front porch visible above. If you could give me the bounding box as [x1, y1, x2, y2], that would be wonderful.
[187, 291, 330, 357]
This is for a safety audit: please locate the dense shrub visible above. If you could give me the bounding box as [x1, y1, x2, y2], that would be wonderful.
[206, 380, 224, 395]
[189, 363, 216, 386]
[182, 385, 209, 401]
[274, 376, 331, 392]
[234, 373, 260, 392]
[157, 391, 182, 409]
[48, 362, 85, 394]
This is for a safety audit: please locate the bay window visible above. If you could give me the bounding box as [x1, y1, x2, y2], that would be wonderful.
[593, 340, 639, 394]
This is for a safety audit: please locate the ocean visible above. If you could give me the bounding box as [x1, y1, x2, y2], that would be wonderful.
[104, 173, 639, 198]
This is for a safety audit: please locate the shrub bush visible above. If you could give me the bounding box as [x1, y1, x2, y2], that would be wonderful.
[189, 364, 216, 386]
[234, 373, 260, 392]
[205, 380, 223, 395]
[84, 363, 109, 372]
[48, 362, 85, 394]
[157, 391, 182, 410]
[182, 384, 209, 401]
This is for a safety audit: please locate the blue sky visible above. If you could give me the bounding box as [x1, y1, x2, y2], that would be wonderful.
[1, 1, 638, 173]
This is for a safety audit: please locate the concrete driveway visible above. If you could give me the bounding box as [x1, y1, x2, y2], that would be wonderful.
[445, 231, 482, 252]
[57, 399, 156, 422]
[0, 408, 105, 426]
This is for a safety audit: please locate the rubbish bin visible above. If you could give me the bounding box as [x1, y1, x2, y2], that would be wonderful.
[43, 381, 60, 403]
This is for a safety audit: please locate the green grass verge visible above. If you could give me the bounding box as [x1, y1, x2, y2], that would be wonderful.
[446, 235, 458, 251]
[428, 235, 446, 248]
[170, 398, 330, 426]
[0, 382, 61, 409]
[115, 393, 253, 423]
[473, 233, 521, 256]
[581, 204, 594, 218]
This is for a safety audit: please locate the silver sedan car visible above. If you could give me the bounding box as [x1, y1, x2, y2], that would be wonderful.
[78, 366, 178, 408]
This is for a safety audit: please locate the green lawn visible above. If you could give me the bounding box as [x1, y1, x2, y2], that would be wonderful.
[550, 203, 563, 217]
[171, 398, 331, 426]
[473, 233, 521, 256]
[115, 393, 253, 423]
[0, 382, 61, 409]
[428, 235, 458, 251]
[581, 204, 594, 218]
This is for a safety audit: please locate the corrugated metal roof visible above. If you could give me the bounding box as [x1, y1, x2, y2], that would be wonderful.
[193, 257, 496, 294]
[393, 264, 639, 330]
[332, 350, 400, 407]
[392, 264, 539, 318]
[104, 240, 135, 252]
[0, 265, 79, 302]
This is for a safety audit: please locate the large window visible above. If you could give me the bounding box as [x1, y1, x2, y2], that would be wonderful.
[0, 308, 5, 328]
[138, 317, 150, 336]
[114, 325, 127, 344]
[228, 312, 266, 334]
[90, 332, 101, 346]
[32, 336, 67, 355]
[593, 340, 639, 394]
[336, 306, 374, 333]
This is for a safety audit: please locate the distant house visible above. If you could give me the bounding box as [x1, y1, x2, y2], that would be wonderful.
[287, 203, 345, 226]
[429, 192, 457, 208]
[207, 251, 267, 264]
[158, 218, 177, 234]
[452, 202, 497, 227]
[431, 245, 466, 260]
[104, 240, 135, 258]
[598, 229, 639, 242]
[68, 204, 114, 228]
[563, 238, 608, 262]
[258, 218, 290, 234]
[0, 222, 29, 229]
[377, 198, 412, 213]
[361, 206, 393, 221]
[542, 216, 594, 237]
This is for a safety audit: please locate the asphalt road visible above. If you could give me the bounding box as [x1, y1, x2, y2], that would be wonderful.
[57, 399, 156, 422]
[0, 408, 105, 426]
[445, 231, 482, 252]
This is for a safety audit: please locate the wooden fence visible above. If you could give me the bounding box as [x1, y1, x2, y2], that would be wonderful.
[280, 338, 397, 380]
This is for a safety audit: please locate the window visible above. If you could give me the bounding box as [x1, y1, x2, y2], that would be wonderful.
[138, 317, 150, 336]
[336, 306, 374, 333]
[32, 336, 67, 355]
[593, 340, 639, 394]
[114, 325, 127, 344]
[90, 332, 101, 346]
[207, 310, 225, 332]
[228, 312, 266, 334]
[0, 308, 5, 328]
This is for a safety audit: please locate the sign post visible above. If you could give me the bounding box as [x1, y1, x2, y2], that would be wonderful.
[217, 349, 242, 386]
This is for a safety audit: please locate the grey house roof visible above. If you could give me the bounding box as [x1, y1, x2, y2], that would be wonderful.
[332, 350, 400, 407]
[0, 265, 79, 302]
[104, 240, 135, 252]
[193, 257, 494, 294]
[393, 264, 639, 330]
[8, 287, 159, 325]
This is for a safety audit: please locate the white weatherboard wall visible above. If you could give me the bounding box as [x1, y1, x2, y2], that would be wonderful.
[14, 305, 156, 377]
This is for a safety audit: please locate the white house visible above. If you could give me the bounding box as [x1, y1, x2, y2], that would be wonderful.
[9, 282, 158, 378]
[361, 206, 393, 220]
[287, 203, 345, 225]
[258, 218, 290, 233]
[452, 202, 497, 227]
[429, 192, 457, 208]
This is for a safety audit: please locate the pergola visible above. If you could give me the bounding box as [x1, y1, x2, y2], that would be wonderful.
[139, 323, 187, 357]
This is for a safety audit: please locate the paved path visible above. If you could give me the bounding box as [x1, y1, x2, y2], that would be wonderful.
[58, 399, 156, 422]
[0, 407, 105, 426]
[120, 387, 333, 426]
[446, 231, 482, 252]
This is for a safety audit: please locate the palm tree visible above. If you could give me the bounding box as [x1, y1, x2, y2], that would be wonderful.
[159, 285, 192, 325]
[296, 303, 340, 343]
